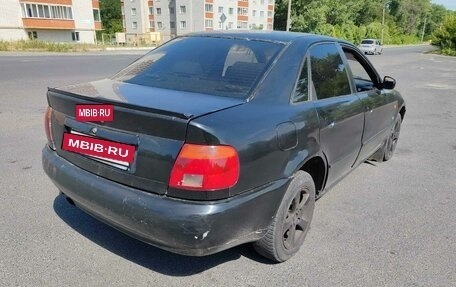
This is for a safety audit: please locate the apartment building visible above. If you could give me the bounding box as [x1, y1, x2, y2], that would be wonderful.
[0, 0, 102, 43]
[121, 0, 274, 41]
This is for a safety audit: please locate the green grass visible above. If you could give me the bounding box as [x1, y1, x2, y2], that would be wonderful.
[435, 48, 456, 56]
[0, 40, 105, 52]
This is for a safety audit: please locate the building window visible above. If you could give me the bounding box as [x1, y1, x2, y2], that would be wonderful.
[260, 11, 264, 17]
[37, 5, 44, 17]
[93, 9, 100, 21]
[261, 0, 265, 4]
[28, 31, 37, 40]
[268, 11, 273, 17]
[156, 8, 161, 15]
[237, 8, 248, 16]
[71, 31, 79, 41]
[219, 22, 223, 29]
[131, 8, 136, 16]
[179, 6, 186, 14]
[237, 21, 247, 29]
[228, 8, 234, 15]
[149, 6, 153, 14]
[21, 3, 73, 20]
[157, 21, 163, 29]
[180, 21, 186, 29]
[132, 21, 137, 29]
[205, 19, 213, 28]
[150, 20, 154, 28]
[252, 10, 256, 17]
[205, 4, 213, 12]
[170, 21, 175, 28]
[267, 23, 273, 30]
[218, 6, 223, 13]
[44, 6, 50, 18]
[228, 22, 233, 29]
[170, 7, 174, 14]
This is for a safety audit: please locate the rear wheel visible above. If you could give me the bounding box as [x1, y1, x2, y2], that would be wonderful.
[383, 116, 402, 161]
[253, 171, 315, 262]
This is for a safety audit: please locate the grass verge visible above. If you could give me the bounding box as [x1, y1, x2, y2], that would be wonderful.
[0, 40, 105, 52]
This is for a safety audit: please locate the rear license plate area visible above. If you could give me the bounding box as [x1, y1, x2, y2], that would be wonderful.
[61, 130, 135, 170]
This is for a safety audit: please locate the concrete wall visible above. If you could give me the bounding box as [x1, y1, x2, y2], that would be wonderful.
[23, 29, 93, 43]
[0, 0, 28, 40]
[124, 0, 147, 34]
[213, 0, 237, 30]
[72, 0, 96, 43]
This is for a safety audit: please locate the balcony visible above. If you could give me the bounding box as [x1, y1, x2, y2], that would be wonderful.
[22, 18, 75, 29]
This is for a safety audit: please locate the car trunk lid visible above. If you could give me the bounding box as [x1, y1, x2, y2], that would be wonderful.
[47, 79, 244, 195]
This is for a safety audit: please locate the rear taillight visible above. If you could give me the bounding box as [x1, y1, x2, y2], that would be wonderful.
[44, 106, 56, 150]
[169, 144, 240, 191]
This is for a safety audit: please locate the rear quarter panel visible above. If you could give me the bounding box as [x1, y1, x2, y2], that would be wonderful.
[187, 38, 322, 196]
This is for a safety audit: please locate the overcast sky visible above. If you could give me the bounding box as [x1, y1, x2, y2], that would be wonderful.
[432, 0, 456, 10]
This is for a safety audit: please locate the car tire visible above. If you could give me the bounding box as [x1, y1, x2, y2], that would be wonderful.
[383, 115, 402, 161]
[253, 170, 315, 262]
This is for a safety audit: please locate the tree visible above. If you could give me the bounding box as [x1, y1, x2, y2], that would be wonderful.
[432, 11, 456, 53]
[100, 0, 123, 35]
[424, 4, 447, 40]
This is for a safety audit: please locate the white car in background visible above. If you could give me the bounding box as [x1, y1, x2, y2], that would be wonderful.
[359, 39, 383, 55]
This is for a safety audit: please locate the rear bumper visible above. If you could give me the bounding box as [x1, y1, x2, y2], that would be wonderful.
[360, 47, 376, 54]
[42, 146, 289, 256]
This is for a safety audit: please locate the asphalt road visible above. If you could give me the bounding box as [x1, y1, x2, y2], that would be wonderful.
[0, 46, 455, 286]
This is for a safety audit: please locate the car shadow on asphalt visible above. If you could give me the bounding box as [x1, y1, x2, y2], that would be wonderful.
[53, 194, 273, 275]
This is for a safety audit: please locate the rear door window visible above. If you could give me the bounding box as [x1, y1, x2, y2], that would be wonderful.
[309, 43, 352, 100]
[113, 37, 283, 98]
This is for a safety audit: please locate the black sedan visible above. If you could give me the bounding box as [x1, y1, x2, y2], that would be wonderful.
[42, 31, 405, 262]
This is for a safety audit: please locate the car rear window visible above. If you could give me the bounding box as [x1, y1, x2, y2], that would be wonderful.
[361, 40, 374, 44]
[113, 37, 284, 98]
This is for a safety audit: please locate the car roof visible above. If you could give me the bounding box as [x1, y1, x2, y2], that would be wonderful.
[185, 30, 348, 45]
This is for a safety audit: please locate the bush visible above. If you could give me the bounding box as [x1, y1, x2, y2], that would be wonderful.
[432, 12, 456, 55]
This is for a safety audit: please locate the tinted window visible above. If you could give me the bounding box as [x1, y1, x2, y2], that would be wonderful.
[309, 43, 351, 100]
[361, 40, 374, 44]
[292, 58, 308, 103]
[344, 49, 376, 92]
[113, 37, 283, 98]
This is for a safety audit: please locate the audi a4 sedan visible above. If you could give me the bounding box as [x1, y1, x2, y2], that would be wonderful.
[42, 31, 405, 262]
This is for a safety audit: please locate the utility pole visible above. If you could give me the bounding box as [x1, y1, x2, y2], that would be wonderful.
[286, 0, 292, 31]
[421, 15, 427, 42]
[381, 3, 386, 44]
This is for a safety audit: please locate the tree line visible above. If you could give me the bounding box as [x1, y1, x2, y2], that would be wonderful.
[274, 0, 454, 46]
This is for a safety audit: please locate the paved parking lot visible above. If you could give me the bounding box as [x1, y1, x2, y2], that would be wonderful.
[0, 46, 455, 286]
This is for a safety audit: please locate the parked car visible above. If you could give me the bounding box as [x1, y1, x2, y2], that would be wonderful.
[42, 31, 405, 262]
[359, 38, 383, 55]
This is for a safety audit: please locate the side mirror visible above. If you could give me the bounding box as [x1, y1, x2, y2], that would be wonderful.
[383, 76, 396, 90]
